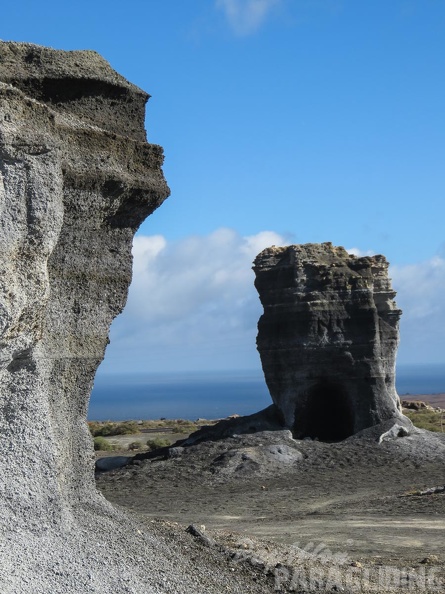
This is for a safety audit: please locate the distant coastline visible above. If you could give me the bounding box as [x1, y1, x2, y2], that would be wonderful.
[89, 363, 445, 421]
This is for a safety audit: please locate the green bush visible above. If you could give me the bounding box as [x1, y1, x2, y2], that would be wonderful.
[93, 436, 115, 451]
[115, 421, 140, 435]
[405, 409, 444, 433]
[94, 423, 116, 436]
[174, 426, 195, 435]
[88, 421, 104, 436]
[170, 419, 196, 434]
[88, 421, 139, 437]
[146, 437, 171, 451]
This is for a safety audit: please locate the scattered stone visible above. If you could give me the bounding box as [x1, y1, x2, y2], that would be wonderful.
[408, 486, 445, 497]
[402, 400, 429, 410]
[209, 436, 303, 476]
[186, 524, 216, 548]
[169, 446, 185, 459]
[378, 424, 410, 443]
[420, 555, 439, 564]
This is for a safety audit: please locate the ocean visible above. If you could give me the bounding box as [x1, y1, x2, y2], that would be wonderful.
[88, 364, 445, 421]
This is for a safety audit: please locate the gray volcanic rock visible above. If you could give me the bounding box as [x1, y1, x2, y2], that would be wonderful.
[0, 42, 211, 594]
[0, 40, 168, 508]
[253, 242, 405, 441]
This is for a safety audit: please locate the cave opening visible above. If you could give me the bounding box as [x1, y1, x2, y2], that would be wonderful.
[299, 380, 354, 442]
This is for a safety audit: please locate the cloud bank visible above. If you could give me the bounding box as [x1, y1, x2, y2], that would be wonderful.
[391, 256, 445, 364]
[102, 228, 286, 373]
[216, 0, 282, 35]
[100, 230, 445, 374]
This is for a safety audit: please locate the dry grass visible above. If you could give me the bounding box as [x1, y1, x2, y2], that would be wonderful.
[404, 408, 445, 433]
[90, 418, 219, 452]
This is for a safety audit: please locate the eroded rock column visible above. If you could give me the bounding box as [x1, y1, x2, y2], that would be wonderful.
[0, 41, 169, 536]
[254, 243, 403, 440]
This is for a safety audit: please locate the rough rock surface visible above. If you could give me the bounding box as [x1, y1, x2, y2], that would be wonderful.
[0, 38, 168, 514]
[253, 242, 405, 441]
[0, 42, 263, 594]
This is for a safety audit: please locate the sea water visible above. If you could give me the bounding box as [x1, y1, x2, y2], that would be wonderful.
[88, 364, 445, 421]
[89, 370, 272, 421]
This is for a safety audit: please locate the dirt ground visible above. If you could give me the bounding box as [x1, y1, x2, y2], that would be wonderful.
[96, 415, 445, 593]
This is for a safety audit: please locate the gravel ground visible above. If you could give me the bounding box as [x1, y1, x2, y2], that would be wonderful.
[96, 422, 445, 593]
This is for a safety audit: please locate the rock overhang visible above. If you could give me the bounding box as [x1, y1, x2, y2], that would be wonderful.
[0, 41, 150, 142]
[0, 41, 171, 592]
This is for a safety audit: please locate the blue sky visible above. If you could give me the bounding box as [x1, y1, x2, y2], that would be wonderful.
[2, 0, 445, 373]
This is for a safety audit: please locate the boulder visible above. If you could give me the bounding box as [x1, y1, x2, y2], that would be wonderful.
[402, 400, 428, 410]
[95, 456, 132, 471]
[378, 424, 410, 443]
[253, 242, 404, 441]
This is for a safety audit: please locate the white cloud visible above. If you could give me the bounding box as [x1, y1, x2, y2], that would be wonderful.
[100, 232, 445, 373]
[102, 228, 286, 373]
[391, 256, 445, 364]
[216, 0, 282, 35]
[346, 247, 375, 257]
[343, 250, 445, 364]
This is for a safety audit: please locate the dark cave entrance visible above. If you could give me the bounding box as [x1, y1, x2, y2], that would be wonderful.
[299, 380, 354, 442]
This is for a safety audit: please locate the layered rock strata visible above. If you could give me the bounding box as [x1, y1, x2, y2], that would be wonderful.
[0, 42, 179, 592]
[254, 242, 404, 441]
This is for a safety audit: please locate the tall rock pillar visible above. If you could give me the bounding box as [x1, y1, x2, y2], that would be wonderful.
[0, 42, 169, 589]
[254, 243, 403, 441]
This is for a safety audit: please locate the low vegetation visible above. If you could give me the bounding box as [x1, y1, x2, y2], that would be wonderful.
[91, 406, 444, 453]
[89, 418, 218, 452]
[146, 437, 171, 451]
[127, 441, 143, 451]
[93, 436, 116, 451]
[88, 418, 216, 437]
[404, 408, 444, 433]
[88, 421, 140, 437]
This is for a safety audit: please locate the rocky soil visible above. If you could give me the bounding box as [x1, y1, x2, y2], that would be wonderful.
[97, 421, 445, 593]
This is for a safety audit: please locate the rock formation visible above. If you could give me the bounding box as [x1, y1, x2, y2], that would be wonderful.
[254, 242, 404, 441]
[0, 42, 187, 593]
